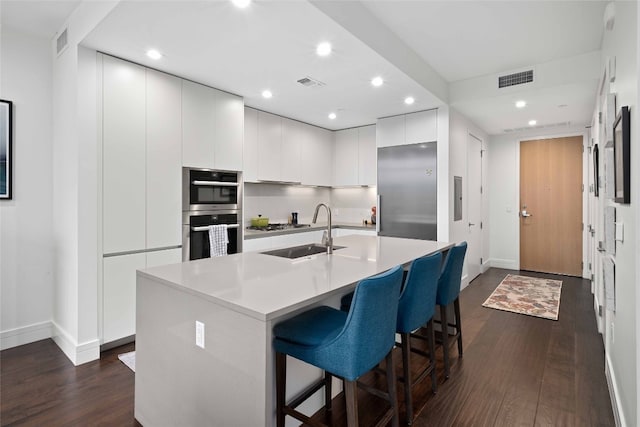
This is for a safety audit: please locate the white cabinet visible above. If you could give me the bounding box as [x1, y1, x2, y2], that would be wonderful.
[281, 118, 302, 183]
[243, 107, 259, 182]
[182, 80, 244, 171]
[102, 55, 146, 254]
[146, 69, 182, 249]
[257, 111, 283, 181]
[377, 115, 405, 148]
[103, 248, 182, 344]
[214, 90, 244, 171]
[405, 110, 437, 144]
[103, 253, 145, 343]
[301, 126, 333, 186]
[377, 110, 437, 148]
[334, 128, 359, 186]
[358, 125, 377, 186]
[333, 125, 377, 187]
[182, 80, 216, 169]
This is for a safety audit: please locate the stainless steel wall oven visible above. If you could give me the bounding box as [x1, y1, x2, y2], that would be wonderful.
[182, 168, 242, 261]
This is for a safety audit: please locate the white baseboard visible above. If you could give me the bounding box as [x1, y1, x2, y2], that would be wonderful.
[605, 353, 626, 427]
[460, 273, 470, 291]
[481, 259, 491, 273]
[0, 321, 52, 350]
[51, 321, 100, 365]
[487, 258, 519, 270]
[593, 294, 604, 334]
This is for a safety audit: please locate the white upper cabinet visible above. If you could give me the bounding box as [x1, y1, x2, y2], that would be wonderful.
[301, 126, 333, 186]
[182, 80, 244, 171]
[243, 107, 259, 182]
[376, 115, 405, 148]
[358, 125, 377, 186]
[102, 55, 146, 254]
[182, 80, 216, 169]
[405, 109, 437, 144]
[257, 111, 282, 181]
[213, 90, 243, 171]
[146, 69, 182, 249]
[281, 118, 302, 183]
[334, 128, 359, 186]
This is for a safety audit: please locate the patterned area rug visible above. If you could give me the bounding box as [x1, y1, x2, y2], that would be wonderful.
[482, 274, 562, 320]
[118, 351, 136, 372]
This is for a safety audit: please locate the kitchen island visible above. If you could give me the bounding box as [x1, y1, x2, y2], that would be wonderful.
[134, 235, 452, 426]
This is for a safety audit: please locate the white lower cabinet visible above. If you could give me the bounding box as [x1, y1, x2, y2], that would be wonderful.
[103, 253, 146, 344]
[103, 248, 182, 344]
[243, 229, 376, 253]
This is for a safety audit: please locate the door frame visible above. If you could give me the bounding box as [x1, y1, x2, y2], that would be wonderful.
[466, 131, 484, 280]
[515, 131, 589, 279]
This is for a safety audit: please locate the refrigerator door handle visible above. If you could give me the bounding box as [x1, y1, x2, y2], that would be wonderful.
[376, 195, 381, 234]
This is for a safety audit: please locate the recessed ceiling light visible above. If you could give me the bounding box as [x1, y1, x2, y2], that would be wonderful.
[328, 112, 337, 120]
[404, 97, 415, 105]
[146, 49, 162, 60]
[371, 76, 384, 87]
[515, 100, 526, 108]
[316, 42, 332, 57]
[262, 90, 273, 99]
[528, 120, 537, 126]
[231, 0, 251, 8]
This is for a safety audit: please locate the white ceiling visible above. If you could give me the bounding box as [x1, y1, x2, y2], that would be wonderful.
[3, 0, 610, 135]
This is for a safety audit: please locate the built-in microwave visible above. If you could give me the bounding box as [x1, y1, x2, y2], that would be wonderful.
[182, 168, 241, 211]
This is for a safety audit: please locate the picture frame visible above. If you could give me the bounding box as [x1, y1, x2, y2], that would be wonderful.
[0, 99, 12, 200]
[613, 106, 630, 203]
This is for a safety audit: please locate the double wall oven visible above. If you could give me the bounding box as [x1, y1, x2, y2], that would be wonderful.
[182, 168, 242, 261]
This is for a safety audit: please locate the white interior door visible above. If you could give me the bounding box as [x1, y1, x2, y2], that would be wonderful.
[467, 133, 483, 281]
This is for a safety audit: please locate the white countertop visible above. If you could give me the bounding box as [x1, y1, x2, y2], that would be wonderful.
[243, 222, 376, 239]
[138, 235, 453, 321]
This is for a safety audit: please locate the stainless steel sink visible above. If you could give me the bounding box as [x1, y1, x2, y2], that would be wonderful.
[261, 244, 345, 259]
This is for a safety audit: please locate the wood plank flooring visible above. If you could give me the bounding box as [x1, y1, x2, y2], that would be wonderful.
[1, 268, 614, 426]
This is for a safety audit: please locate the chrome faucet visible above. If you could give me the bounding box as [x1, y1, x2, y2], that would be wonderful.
[312, 203, 333, 254]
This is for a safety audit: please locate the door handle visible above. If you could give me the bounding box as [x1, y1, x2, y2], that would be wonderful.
[468, 223, 476, 227]
[521, 210, 532, 218]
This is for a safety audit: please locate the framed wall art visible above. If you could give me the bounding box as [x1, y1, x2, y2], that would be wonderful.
[0, 99, 12, 200]
[613, 106, 630, 204]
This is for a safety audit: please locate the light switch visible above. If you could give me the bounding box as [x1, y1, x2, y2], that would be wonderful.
[615, 222, 624, 242]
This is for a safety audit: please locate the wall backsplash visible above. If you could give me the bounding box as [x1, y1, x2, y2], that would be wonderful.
[243, 184, 377, 226]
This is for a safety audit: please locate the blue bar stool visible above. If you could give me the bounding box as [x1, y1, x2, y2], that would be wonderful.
[341, 253, 442, 425]
[435, 242, 467, 378]
[273, 266, 404, 427]
[397, 252, 442, 424]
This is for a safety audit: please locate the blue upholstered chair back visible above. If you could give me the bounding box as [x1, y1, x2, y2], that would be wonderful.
[396, 252, 442, 334]
[436, 242, 468, 306]
[339, 265, 403, 379]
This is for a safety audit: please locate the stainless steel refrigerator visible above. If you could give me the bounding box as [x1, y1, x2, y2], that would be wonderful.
[377, 142, 437, 240]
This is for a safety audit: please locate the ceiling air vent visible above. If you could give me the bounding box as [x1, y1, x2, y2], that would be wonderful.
[498, 70, 533, 88]
[56, 28, 68, 56]
[297, 76, 326, 87]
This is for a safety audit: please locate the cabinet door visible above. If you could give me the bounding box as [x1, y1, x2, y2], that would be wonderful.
[334, 129, 359, 186]
[302, 126, 333, 186]
[146, 248, 182, 267]
[243, 107, 259, 182]
[405, 110, 437, 144]
[257, 111, 282, 181]
[376, 115, 405, 148]
[358, 125, 377, 186]
[146, 69, 182, 249]
[214, 90, 243, 171]
[103, 253, 146, 343]
[102, 55, 146, 254]
[281, 118, 302, 183]
[182, 80, 216, 169]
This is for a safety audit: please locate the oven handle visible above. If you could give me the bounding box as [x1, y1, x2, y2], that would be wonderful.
[191, 180, 239, 187]
[191, 224, 240, 232]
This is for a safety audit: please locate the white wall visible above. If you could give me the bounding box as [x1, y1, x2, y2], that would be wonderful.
[0, 27, 54, 349]
[597, 2, 638, 424]
[330, 187, 377, 224]
[448, 108, 489, 287]
[244, 184, 331, 226]
[487, 124, 588, 271]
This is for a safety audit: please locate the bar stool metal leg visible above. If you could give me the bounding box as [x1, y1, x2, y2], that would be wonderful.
[454, 297, 463, 357]
[426, 319, 437, 393]
[344, 380, 359, 426]
[386, 350, 400, 427]
[400, 333, 413, 424]
[276, 352, 286, 427]
[440, 304, 451, 378]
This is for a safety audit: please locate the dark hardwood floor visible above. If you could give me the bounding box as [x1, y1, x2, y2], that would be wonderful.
[1, 268, 614, 426]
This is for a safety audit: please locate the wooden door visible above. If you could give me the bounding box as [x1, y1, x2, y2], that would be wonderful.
[520, 136, 583, 276]
[467, 133, 483, 281]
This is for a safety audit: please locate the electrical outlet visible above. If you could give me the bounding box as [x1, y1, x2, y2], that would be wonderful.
[196, 321, 205, 349]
